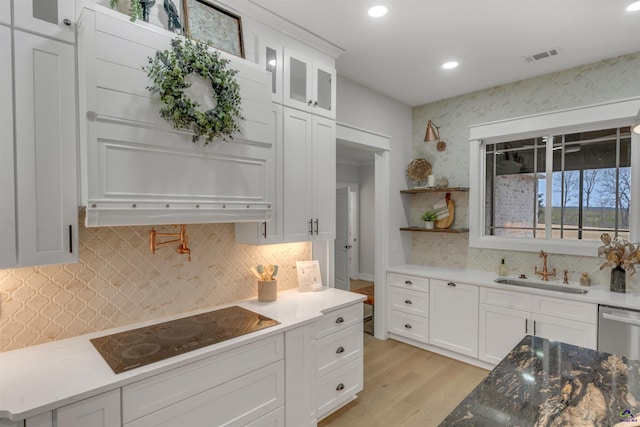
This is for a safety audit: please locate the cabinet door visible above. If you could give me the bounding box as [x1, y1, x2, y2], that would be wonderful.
[285, 324, 316, 427]
[14, 31, 78, 267]
[429, 279, 479, 357]
[532, 313, 597, 350]
[235, 104, 283, 245]
[479, 304, 530, 365]
[259, 38, 283, 104]
[312, 61, 336, 119]
[14, 0, 75, 43]
[283, 107, 313, 242]
[26, 412, 53, 427]
[56, 389, 121, 427]
[284, 48, 313, 113]
[0, 25, 15, 269]
[311, 115, 336, 240]
[0, 0, 9, 25]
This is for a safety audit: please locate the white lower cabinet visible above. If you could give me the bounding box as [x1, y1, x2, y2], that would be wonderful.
[429, 279, 479, 358]
[56, 389, 121, 427]
[315, 303, 364, 422]
[0, 412, 54, 427]
[285, 323, 316, 427]
[123, 335, 284, 427]
[478, 287, 597, 364]
[387, 273, 430, 343]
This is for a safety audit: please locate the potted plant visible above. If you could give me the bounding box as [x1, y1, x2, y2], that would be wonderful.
[421, 209, 438, 229]
[110, 0, 143, 22]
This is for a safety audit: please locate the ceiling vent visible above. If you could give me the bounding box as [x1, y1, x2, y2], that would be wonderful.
[523, 48, 561, 63]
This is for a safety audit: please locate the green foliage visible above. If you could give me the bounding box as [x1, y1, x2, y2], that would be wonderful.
[144, 38, 244, 145]
[421, 209, 438, 222]
[110, 0, 143, 22]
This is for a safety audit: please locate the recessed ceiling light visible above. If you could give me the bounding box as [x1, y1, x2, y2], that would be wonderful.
[368, 5, 387, 18]
[442, 61, 459, 70]
[627, 1, 640, 11]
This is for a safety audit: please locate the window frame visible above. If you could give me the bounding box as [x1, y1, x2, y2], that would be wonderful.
[469, 97, 640, 257]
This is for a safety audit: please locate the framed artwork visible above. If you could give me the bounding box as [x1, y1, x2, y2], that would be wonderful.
[182, 0, 245, 58]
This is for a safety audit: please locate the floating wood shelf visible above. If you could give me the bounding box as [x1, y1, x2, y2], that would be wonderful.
[400, 187, 469, 194]
[400, 227, 469, 233]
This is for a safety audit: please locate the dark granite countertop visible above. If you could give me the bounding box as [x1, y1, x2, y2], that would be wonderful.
[441, 335, 640, 426]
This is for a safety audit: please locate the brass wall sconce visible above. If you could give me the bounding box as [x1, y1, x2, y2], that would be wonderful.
[149, 224, 191, 261]
[424, 119, 447, 152]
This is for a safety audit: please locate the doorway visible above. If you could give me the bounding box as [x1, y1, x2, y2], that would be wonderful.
[332, 123, 390, 339]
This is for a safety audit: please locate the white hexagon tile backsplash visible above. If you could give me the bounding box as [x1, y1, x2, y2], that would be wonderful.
[0, 216, 310, 352]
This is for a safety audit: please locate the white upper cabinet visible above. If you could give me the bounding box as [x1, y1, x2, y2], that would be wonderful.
[14, 0, 75, 43]
[14, 30, 78, 267]
[235, 104, 283, 245]
[284, 48, 336, 119]
[283, 107, 335, 242]
[0, 25, 15, 269]
[0, 0, 9, 25]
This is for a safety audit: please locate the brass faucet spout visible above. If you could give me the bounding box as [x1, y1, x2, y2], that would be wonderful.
[149, 224, 191, 261]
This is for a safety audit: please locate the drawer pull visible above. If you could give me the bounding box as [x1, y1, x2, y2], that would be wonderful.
[405, 280, 413, 285]
[336, 383, 345, 391]
[335, 316, 345, 324]
[447, 282, 456, 287]
[404, 299, 412, 305]
[336, 346, 345, 354]
[404, 324, 412, 329]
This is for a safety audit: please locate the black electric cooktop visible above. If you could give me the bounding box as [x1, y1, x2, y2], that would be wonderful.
[90, 306, 279, 374]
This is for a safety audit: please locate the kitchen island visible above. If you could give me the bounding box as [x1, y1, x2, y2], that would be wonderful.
[441, 335, 640, 426]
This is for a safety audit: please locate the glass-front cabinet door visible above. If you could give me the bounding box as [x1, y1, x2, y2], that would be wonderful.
[14, 0, 75, 43]
[259, 37, 283, 104]
[284, 48, 336, 119]
[313, 62, 336, 119]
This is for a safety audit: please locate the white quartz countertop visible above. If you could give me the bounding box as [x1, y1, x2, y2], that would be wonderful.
[388, 264, 640, 310]
[0, 288, 365, 421]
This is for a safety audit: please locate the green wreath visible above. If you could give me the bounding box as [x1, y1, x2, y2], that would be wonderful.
[144, 37, 243, 145]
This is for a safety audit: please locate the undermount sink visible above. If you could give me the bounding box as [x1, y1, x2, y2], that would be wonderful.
[494, 278, 589, 294]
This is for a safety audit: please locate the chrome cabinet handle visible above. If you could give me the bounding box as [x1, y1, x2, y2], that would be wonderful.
[68, 225, 73, 253]
[336, 383, 345, 391]
[314, 219, 319, 235]
[404, 300, 412, 305]
[335, 316, 344, 324]
[533, 320, 537, 335]
[314, 101, 318, 107]
[405, 280, 412, 285]
[63, 19, 72, 26]
[336, 346, 345, 354]
[404, 324, 412, 329]
[309, 219, 313, 234]
[525, 318, 528, 334]
[447, 282, 456, 287]
[262, 221, 267, 238]
[307, 100, 313, 106]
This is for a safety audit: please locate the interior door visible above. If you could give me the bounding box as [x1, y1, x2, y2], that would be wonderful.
[334, 187, 350, 291]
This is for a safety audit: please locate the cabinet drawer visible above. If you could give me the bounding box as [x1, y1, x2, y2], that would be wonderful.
[123, 334, 284, 423]
[316, 324, 363, 377]
[532, 296, 597, 324]
[316, 303, 363, 339]
[317, 358, 363, 420]
[388, 273, 429, 292]
[389, 287, 429, 317]
[388, 310, 429, 343]
[245, 406, 285, 427]
[126, 360, 284, 427]
[480, 287, 532, 311]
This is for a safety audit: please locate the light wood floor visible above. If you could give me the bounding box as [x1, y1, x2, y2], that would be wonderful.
[350, 279, 374, 291]
[318, 335, 489, 427]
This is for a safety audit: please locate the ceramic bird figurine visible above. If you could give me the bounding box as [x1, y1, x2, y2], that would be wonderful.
[164, 0, 182, 33]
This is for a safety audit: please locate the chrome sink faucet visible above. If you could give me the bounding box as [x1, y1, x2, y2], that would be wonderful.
[534, 250, 556, 281]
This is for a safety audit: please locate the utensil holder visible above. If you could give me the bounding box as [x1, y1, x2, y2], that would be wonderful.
[258, 280, 277, 302]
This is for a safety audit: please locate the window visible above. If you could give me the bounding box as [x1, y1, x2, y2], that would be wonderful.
[469, 98, 640, 256]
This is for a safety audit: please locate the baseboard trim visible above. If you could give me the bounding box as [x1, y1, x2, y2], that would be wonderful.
[357, 273, 374, 282]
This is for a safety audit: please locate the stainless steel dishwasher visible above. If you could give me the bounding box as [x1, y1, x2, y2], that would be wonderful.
[598, 305, 640, 360]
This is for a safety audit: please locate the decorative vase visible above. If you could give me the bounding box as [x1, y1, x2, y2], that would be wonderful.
[115, 0, 133, 14]
[610, 265, 626, 293]
[425, 221, 434, 230]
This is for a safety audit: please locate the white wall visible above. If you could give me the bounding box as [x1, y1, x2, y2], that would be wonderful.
[336, 76, 413, 267]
